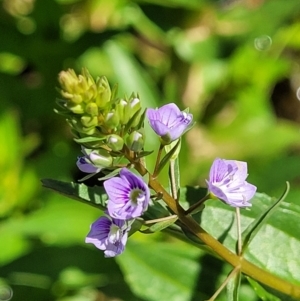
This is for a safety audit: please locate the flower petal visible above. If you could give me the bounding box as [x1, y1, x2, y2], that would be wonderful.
[146, 103, 193, 144]
[207, 158, 257, 208]
[104, 168, 150, 219]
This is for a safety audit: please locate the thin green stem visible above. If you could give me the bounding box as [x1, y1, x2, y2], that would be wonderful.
[206, 265, 241, 301]
[153, 143, 164, 177]
[236, 207, 242, 256]
[185, 194, 211, 215]
[169, 160, 178, 200]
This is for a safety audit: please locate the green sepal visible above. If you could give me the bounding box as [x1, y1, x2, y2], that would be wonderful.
[142, 216, 178, 233]
[77, 172, 99, 182]
[41, 179, 107, 210]
[110, 83, 118, 102]
[135, 108, 147, 130]
[135, 150, 154, 159]
[55, 98, 69, 111]
[98, 168, 122, 181]
[241, 182, 290, 254]
[156, 139, 180, 175]
[74, 136, 106, 144]
[123, 107, 142, 133]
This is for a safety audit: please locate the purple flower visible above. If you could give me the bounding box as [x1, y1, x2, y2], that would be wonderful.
[76, 148, 112, 173]
[76, 156, 100, 173]
[146, 103, 193, 144]
[206, 158, 257, 208]
[104, 168, 150, 220]
[85, 216, 130, 257]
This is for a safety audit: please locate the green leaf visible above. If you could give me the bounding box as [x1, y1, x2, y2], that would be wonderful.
[41, 179, 107, 210]
[197, 190, 300, 299]
[117, 238, 202, 301]
[241, 182, 290, 253]
[247, 277, 281, 301]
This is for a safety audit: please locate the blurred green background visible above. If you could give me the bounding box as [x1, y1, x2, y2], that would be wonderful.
[1, 0, 300, 300]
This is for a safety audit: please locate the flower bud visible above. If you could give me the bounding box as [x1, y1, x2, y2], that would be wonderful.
[89, 149, 113, 167]
[116, 99, 128, 125]
[95, 76, 111, 108]
[125, 130, 145, 152]
[59, 69, 80, 95]
[85, 102, 99, 116]
[59, 69, 94, 99]
[129, 97, 141, 115]
[69, 104, 85, 114]
[104, 110, 119, 130]
[106, 134, 124, 152]
[68, 117, 96, 135]
[77, 148, 113, 173]
[81, 115, 98, 128]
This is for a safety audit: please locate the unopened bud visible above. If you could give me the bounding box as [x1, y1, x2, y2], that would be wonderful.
[89, 149, 113, 167]
[106, 134, 124, 151]
[104, 110, 119, 130]
[116, 99, 128, 125]
[85, 102, 99, 116]
[126, 130, 145, 152]
[69, 104, 85, 114]
[95, 76, 111, 108]
[81, 115, 98, 128]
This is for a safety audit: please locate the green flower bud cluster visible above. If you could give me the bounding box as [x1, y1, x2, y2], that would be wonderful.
[56, 68, 146, 164]
[57, 68, 112, 136]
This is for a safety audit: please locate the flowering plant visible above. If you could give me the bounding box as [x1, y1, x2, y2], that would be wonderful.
[43, 68, 300, 301]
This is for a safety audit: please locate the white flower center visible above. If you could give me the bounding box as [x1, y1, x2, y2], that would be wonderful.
[108, 224, 122, 244]
[130, 189, 145, 205]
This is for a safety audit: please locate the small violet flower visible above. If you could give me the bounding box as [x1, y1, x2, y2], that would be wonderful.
[85, 215, 130, 258]
[206, 158, 257, 208]
[146, 103, 193, 144]
[76, 148, 112, 173]
[104, 168, 150, 220]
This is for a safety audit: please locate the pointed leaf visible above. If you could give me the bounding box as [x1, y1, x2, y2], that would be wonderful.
[41, 179, 107, 210]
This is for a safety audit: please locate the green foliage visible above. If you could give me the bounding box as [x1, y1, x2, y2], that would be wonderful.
[2, 0, 300, 300]
[41, 179, 300, 300]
